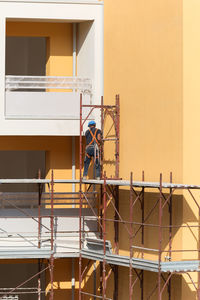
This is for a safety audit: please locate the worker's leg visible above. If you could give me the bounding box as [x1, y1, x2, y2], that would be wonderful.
[83, 147, 93, 177]
[83, 154, 91, 177]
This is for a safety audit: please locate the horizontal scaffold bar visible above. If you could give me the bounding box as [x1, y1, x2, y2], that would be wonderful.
[0, 178, 199, 189]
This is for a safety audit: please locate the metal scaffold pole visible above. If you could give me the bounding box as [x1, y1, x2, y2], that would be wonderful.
[141, 171, 145, 300]
[101, 96, 104, 178]
[100, 183, 103, 297]
[103, 172, 107, 300]
[79, 93, 120, 299]
[38, 169, 42, 300]
[158, 173, 163, 300]
[49, 170, 54, 300]
[113, 94, 120, 300]
[129, 172, 133, 300]
[79, 93, 83, 300]
[115, 94, 120, 179]
[168, 172, 173, 300]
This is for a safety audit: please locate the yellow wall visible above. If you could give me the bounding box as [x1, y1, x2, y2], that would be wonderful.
[104, 0, 184, 299]
[104, 0, 182, 183]
[182, 0, 200, 299]
[6, 21, 73, 76]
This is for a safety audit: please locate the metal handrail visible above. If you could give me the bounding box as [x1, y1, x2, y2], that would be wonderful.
[5, 75, 92, 93]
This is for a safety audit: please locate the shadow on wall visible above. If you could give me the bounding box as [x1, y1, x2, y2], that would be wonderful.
[105, 188, 198, 262]
[181, 273, 197, 300]
[46, 258, 78, 300]
[0, 263, 45, 300]
[81, 258, 102, 299]
[77, 21, 93, 56]
[80, 261, 183, 299]
[0, 150, 45, 192]
[144, 271, 182, 299]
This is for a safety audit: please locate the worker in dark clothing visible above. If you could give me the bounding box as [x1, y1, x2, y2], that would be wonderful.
[83, 120, 102, 180]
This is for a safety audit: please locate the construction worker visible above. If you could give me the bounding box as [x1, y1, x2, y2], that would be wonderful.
[83, 120, 102, 180]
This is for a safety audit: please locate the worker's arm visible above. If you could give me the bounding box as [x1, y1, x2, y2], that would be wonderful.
[97, 130, 102, 143]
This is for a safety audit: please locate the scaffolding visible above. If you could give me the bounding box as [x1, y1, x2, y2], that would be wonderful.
[79, 94, 120, 300]
[0, 178, 200, 299]
[77, 176, 200, 300]
[0, 95, 199, 300]
[78, 94, 200, 299]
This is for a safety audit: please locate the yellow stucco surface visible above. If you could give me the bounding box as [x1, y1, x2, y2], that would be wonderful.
[103, 0, 192, 299]
[104, 0, 182, 183]
[182, 1, 200, 299]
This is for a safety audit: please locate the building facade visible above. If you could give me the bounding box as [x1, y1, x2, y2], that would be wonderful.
[0, 0, 199, 300]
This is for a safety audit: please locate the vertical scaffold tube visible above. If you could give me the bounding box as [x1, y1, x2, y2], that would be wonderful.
[38, 259, 41, 300]
[129, 172, 133, 300]
[114, 94, 120, 300]
[114, 184, 119, 300]
[103, 172, 107, 300]
[101, 96, 104, 178]
[50, 170, 54, 300]
[79, 94, 83, 300]
[198, 203, 200, 299]
[115, 95, 120, 179]
[38, 169, 41, 300]
[158, 174, 163, 300]
[72, 22, 77, 208]
[168, 172, 172, 300]
[141, 171, 145, 300]
[100, 96, 104, 296]
[100, 184, 103, 296]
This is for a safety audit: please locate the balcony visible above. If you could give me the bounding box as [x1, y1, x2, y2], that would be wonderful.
[0, 1, 103, 135]
[5, 75, 92, 120]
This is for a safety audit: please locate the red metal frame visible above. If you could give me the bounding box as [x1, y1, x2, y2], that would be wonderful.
[38, 169, 42, 300]
[103, 172, 107, 300]
[49, 170, 54, 300]
[80, 94, 120, 180]
[79, 94, 120, 300]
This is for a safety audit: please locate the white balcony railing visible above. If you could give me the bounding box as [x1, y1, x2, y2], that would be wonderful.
[5, 75, 92, 94]
[5, 76, 92, 119]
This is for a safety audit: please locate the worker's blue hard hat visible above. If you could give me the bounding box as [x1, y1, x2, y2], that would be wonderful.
[88, 120, 96, 127]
